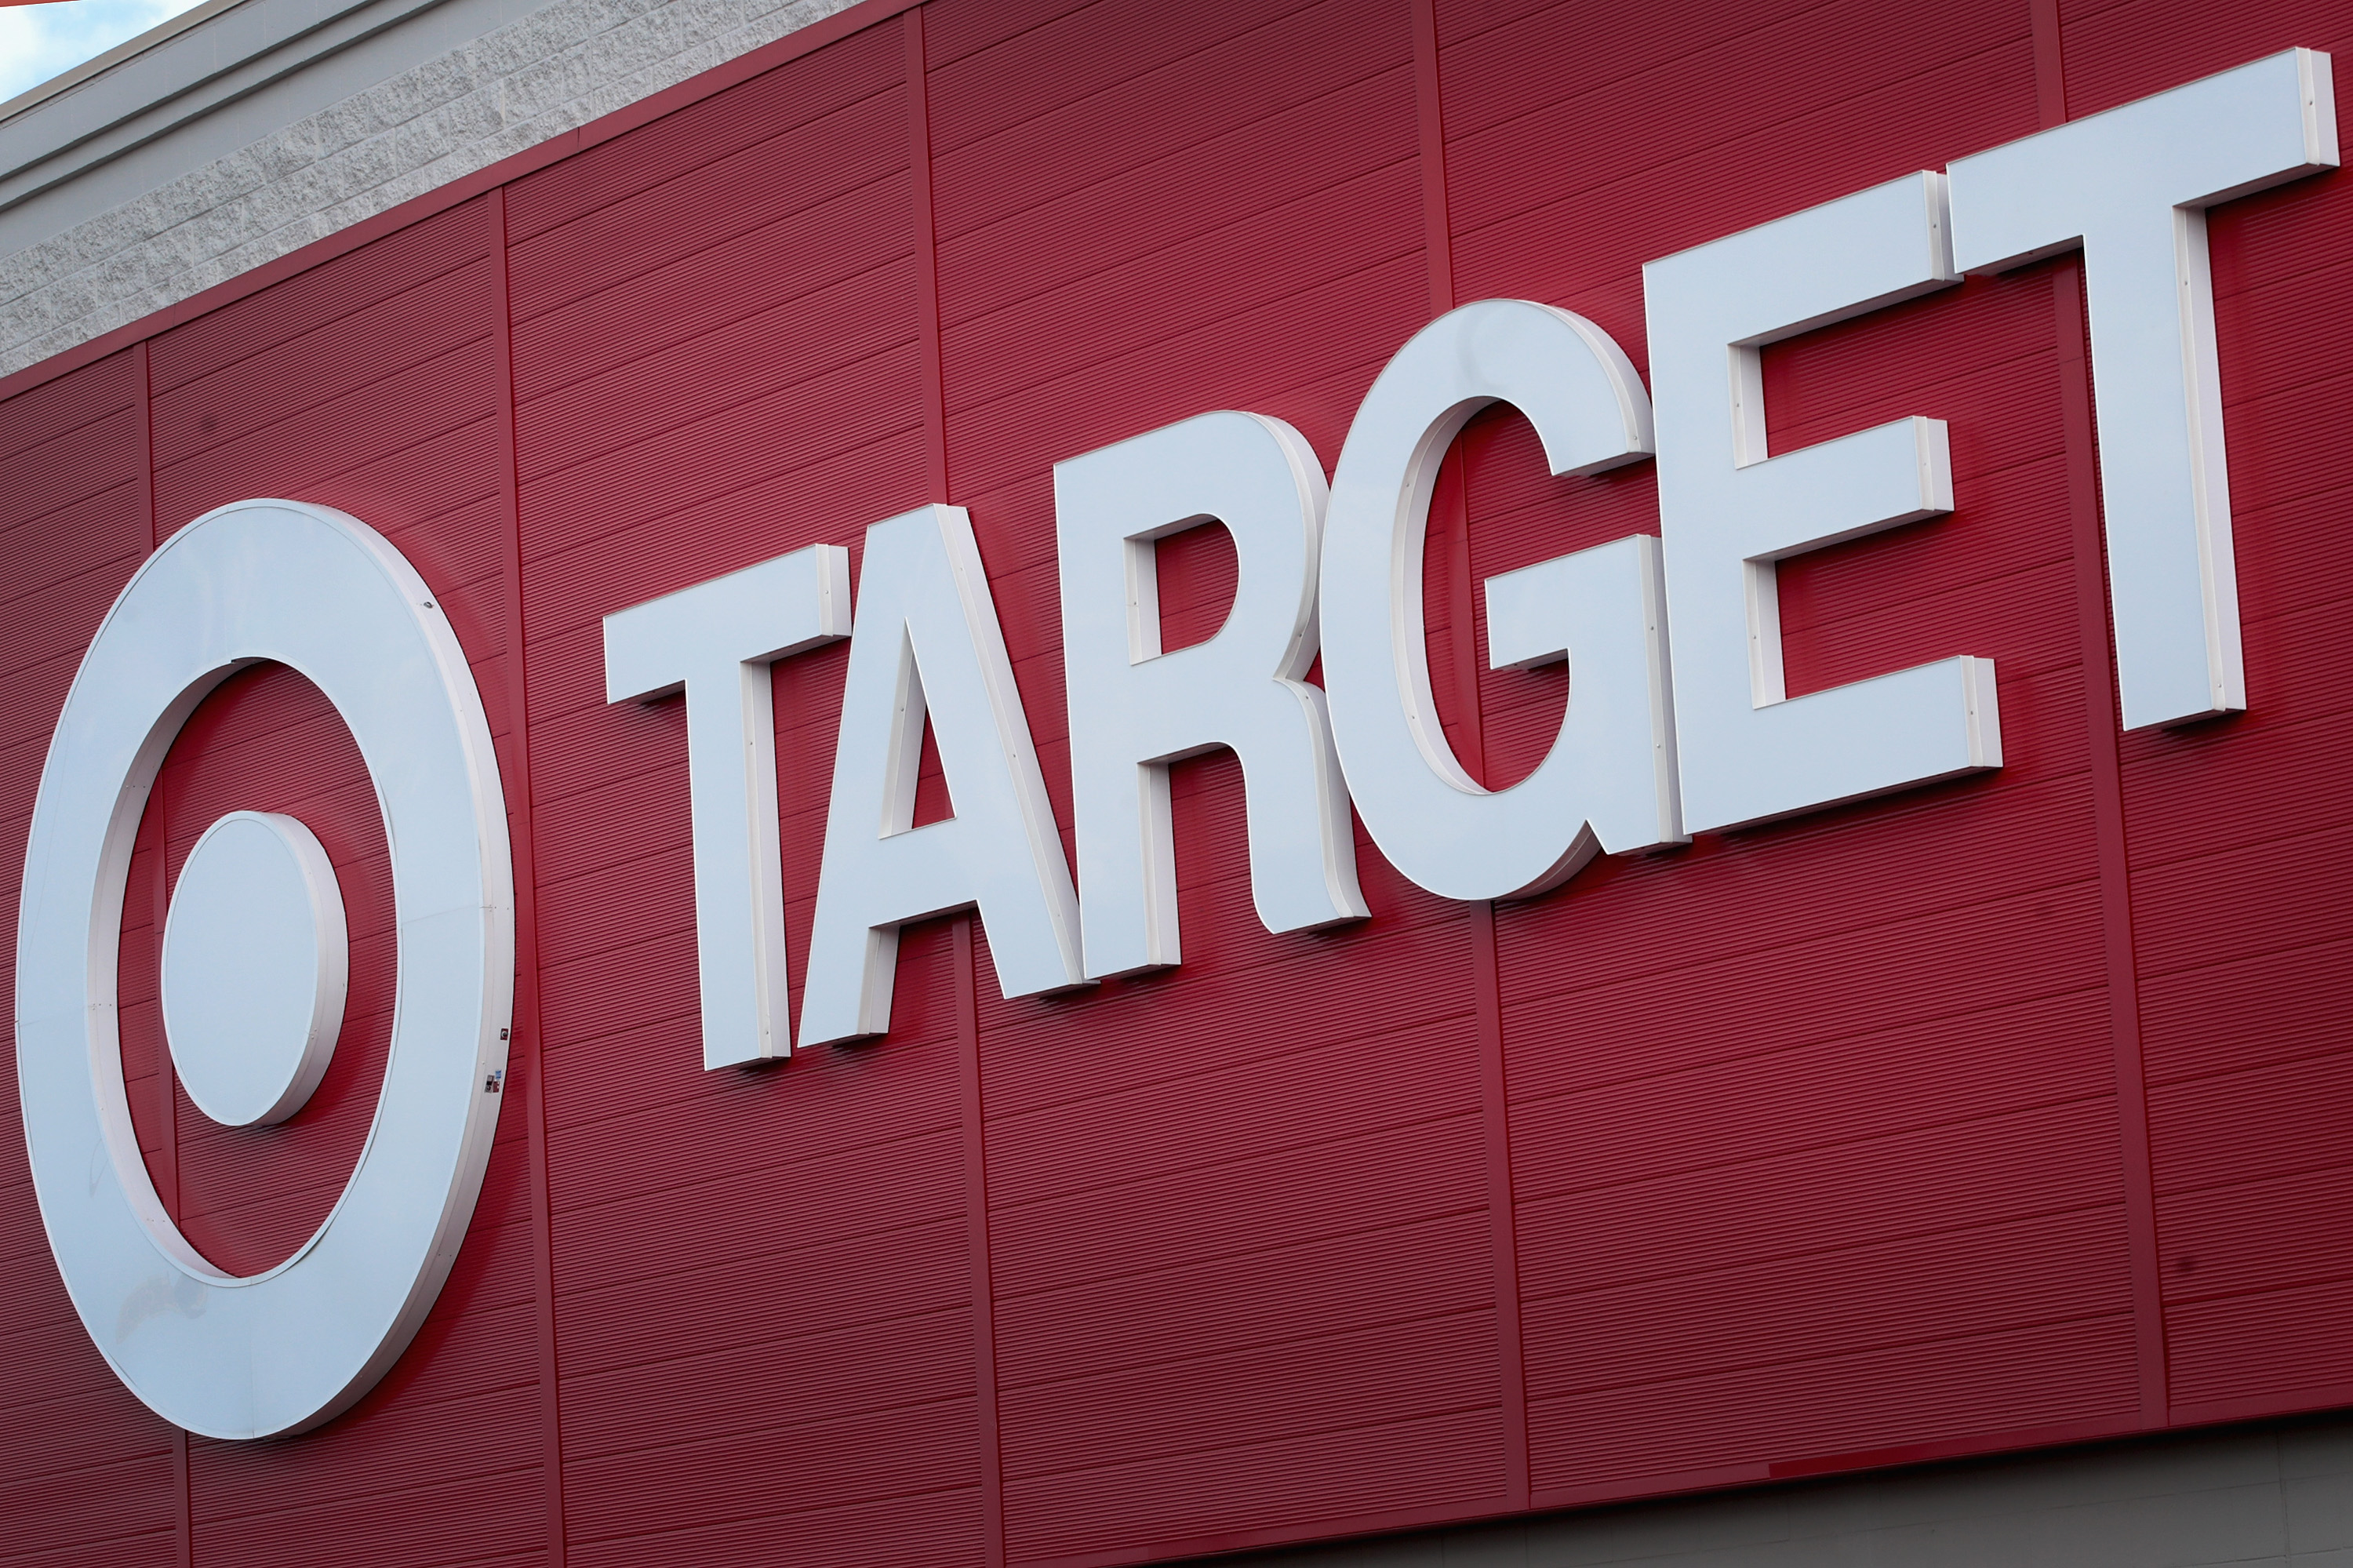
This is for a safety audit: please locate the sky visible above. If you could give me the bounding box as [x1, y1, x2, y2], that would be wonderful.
[1, 0, 213, 104]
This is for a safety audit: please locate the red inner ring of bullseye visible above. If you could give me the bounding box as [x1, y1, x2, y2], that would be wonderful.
[119, 661, 395, 1278]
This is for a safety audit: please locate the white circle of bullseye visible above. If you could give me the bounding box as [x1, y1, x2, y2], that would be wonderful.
[161, 811, 347, 1129]
[16, 498, 513, 1440]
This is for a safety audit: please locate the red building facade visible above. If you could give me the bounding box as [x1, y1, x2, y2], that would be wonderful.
[5, 0, 2353, 1562]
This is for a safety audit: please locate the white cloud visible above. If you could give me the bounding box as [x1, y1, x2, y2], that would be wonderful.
[0, 0, 214, 106]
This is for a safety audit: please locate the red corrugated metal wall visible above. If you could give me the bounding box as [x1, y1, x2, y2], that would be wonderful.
[2, 0, 2351, 1561]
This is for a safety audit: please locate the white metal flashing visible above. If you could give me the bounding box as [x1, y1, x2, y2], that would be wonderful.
[0, 0, 252, 128]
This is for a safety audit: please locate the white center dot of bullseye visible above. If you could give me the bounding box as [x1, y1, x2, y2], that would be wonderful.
[160, 810, 349, 1129]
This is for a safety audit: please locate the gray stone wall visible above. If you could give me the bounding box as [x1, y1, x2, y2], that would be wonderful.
[1212, 1416, 2353, 1567]
[0, 0, 856, 379]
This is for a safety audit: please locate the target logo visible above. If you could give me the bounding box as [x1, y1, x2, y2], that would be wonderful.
[15, 499, 513, 1439]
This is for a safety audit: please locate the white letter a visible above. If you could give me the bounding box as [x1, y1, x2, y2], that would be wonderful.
[801, 504, 1086, 1043]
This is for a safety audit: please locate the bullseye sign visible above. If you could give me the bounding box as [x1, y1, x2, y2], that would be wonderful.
[14, 499, 512, 1439]
[14, 46, 2337, 1440]
[160, 809, 349, 1130]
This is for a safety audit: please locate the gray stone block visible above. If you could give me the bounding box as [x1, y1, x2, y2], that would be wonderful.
[0, 0, 863, 376]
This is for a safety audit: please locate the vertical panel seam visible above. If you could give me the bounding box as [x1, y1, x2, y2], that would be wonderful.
[1470, 900, 1529, 1507]
[906, 5, 950, 500]
[1420, 0, 1482, 773]
[137, 331, 195, 1568]
[2053, 263, 2167, 1422]
[486, 186, 572, 1564]
[2028, 0, 2168, 1424]
[172, 1427, 191, 1568]
[955, 916, 1009, 1567]
[136, 336, 180, 1222]
[912, 12, 1006, 1558]
[2028, 0, 2066, 124]
[1416, 0, 1529, 1511]
[1409, 0, 1453, 318]
[136, 339, 157, 556]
